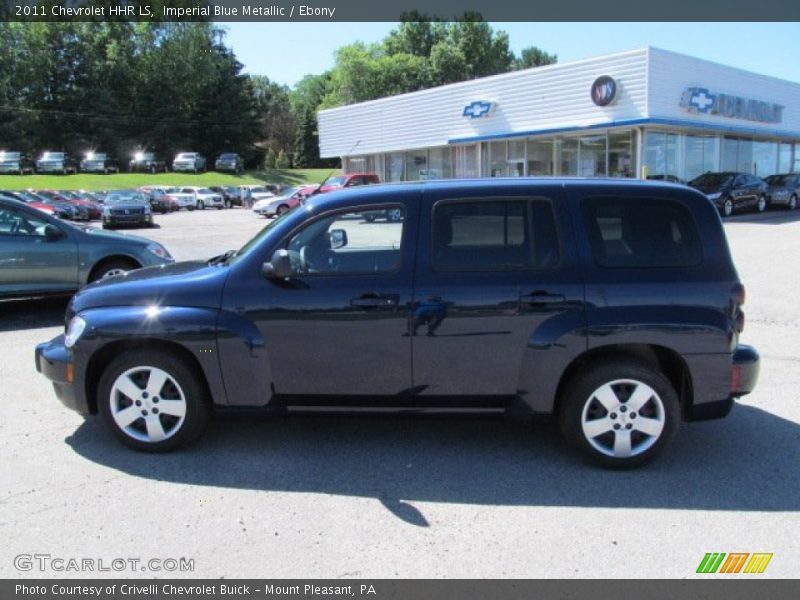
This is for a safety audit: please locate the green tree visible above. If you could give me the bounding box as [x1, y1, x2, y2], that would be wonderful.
[515, 46, 558, 70]
[293, 107, 319, 168]
[275, 149, 290, 169]
[263, 147, 277, 169]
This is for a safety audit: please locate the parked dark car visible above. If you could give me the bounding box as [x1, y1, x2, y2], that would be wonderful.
[764, 173, 799, 210]
[209, 186, 243, 208]
[58, 191, 102, 220]
[172, 152, 206, 173]
[214, 153, 244, 174]
[34, 179, 759, 468]
[688, 172, 768, 217]
[141, 188, 174, 214]
[35, 151, 78, 175]
[0, 151, 35, 175]
[80, 152, 120, 174]
[129, 152, 168, 174]
[0, 196, 172, 297]
[37, 190, 87, 220]
[101, 190, 153, 229]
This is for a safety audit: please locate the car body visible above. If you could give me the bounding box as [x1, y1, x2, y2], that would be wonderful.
[317, 173, 381, 194]
[36, 191, 88, 220]
[129, 152, 168, 174]
[763, 173, 800, 210]
[0, 196, 172, 297]
[58, 191, 102, 220]
[0, 190, 59, 217]
[35, 179, 759, 468]
[688, 172, 768, 217]
[101, 190, 154, 229]
[253, 185, 316, 217]
[79, 152, 120, 174]
[35, 152, 77, 175]
[179, 186, 224, 210]
[139, 187, 179, 213]
[214, 153, 243, 174]
[0, 151, 35, 175]
[172, 152, 206, 173]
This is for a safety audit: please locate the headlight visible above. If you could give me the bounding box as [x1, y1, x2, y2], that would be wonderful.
[707, 192, 722, 200]
[146, 242, 172, 260]
[65, 316, 86, 348]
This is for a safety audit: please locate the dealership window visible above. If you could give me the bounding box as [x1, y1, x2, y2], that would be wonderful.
[488, 141, 507, 177]
[644, 131, 680, 182]
[427, 147, 452, 179]
[753, 141, 778, 177]
[454, 144, 479, 178]
[683, 135, 719, 182]
[579, 135, 607, 176]
[779, 144, 793, 173]
[722, 137, 754, 174]
[507, 140, 525, 176]
[406, 149, 428, 181]
[385, 152, 405, 183]
[560, 137, 578, 176]
[527, 139, 554, 176]
[608, 131, 634, 178]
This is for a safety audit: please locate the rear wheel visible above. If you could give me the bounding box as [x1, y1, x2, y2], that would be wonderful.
[98, 349, 211, 452]
[277, 204, 290, 216]
[788, 194, 797, 211]
[559, 359, 680, 469]
[198, 200, 205, 210]
[756, 194, 767, 213]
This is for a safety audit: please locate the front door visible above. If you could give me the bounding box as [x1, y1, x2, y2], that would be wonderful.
[0, 204, 78, 295]
[411, 186, 583, 398]
[239, 191, 419, 399]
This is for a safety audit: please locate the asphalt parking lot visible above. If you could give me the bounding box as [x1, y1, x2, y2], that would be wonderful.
[1, 206, 798, 578]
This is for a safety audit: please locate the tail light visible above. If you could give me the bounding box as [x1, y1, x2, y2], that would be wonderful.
[731, 283, 746, 333]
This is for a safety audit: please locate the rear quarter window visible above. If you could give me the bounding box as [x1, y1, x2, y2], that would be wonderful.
[582, 197, 703, 268]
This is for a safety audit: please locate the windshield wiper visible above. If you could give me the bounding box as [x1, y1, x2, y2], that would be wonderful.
[208, 249, 237, 265]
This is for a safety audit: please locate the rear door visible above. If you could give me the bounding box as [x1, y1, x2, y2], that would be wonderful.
[411, 186, 584, 398]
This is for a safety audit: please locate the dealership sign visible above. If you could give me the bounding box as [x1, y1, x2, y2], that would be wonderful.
[463, 101, 495, 119]
[591, 76, 618, 107]
[680, 87, 784, 123]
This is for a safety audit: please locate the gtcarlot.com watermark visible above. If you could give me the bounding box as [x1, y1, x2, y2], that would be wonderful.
[14, 553, 194, 573]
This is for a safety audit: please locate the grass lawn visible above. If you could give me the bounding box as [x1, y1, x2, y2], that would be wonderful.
[0, 168, 339, 191]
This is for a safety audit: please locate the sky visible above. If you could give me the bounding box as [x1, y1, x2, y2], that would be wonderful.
[223, 22, 800, 88]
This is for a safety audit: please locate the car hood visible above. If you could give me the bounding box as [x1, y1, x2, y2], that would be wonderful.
[104, 203, 147, 210]
[71, 261, 228, 313]
[78, 226, 152, 245]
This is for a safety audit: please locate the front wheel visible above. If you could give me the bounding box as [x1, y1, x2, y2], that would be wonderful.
[98, 350, 211, 452]
[721, 197, 734, 218]
[198, 200, 204, 210]
[788, 194, 797, 211]
[89, 258, 137, 282]
[559, 360, 680, 469]
[277, 204, 290, 216]
[756, 194, 767, 213]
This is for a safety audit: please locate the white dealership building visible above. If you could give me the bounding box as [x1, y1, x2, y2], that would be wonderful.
[318, 47, 800, 183]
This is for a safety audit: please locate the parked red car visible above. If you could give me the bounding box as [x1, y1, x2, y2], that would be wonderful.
[57, 190, 103, 220]
[317, 173, 381, 193]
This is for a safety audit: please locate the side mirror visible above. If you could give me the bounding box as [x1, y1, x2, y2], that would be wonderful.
[329, 229, 348, 249]
[262, 248, 292, 279]
[44, 224, 64, 241]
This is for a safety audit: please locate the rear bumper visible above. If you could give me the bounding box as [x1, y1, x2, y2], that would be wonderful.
[35, 335, 91, 415]
[731, 344, 760, 397]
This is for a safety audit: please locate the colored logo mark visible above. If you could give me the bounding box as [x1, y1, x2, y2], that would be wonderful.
[696, 552, 773, 574]
[682, 87, 716, 113]
[463, 101, 494, 119]
[590, 76, 618, 107]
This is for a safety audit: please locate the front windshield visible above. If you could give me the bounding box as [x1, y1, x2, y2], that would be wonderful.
[105, 191, 147, 205]
[0, 152, 21, 160]
[41, 152, 65, 160]
[690, 173, 733, 187]
[765, 174, 790, 185]
[227, 210, 294, 265]
[219, 154, 237, 160]
[197, 188, 213, 194]
[85, 153, 107, 160]
[324, 176, 346, 187]
[134, 153, 153, 161]
[176, 153, 195, 160]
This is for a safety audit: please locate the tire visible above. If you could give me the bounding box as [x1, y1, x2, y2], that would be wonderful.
[788, 194, 797, 211]
[721, 197, 734, 218]
[363, 214, 376, 223]
[198, 200, 205, 210]
[149, 165, 156, 174]
[187, 206, 194, 212]
[97, 349, 211, 452]
[756, 194, 767, 213]
[224, 199, 231, 209]
[277, 204, 290, 216]
[559, 359, 680, 469]
[89, 258, 138, 282]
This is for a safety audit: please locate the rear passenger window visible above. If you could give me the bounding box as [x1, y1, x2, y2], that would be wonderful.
[432, 199, 560, 271]
[583, 197, 702, 268]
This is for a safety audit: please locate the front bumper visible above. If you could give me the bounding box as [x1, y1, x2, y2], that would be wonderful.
[35, 335, 91, 415]
[104, 214, 152, 227]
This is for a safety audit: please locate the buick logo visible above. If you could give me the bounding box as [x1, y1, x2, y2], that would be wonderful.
[591, 76, 617, 107]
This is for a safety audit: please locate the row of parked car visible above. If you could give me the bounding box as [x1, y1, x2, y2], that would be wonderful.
[0, 150, 245, 175]
[251, 173, 382, 218]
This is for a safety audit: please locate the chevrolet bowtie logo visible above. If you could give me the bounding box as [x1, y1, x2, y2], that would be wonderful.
[463, 101, 494, 119]
[682, 87, 716, 113]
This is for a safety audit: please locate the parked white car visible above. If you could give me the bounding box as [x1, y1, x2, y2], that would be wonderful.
[239, 184, 279, 202]
[253, 185, 317, 217]
[179, 186, 224, 210]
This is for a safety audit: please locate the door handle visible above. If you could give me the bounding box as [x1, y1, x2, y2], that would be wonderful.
[520, 292, 566, 305]
[350, 294, 398, 308]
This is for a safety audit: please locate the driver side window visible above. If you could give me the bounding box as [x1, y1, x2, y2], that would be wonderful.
[284, 206, 405, 276]
[0, 207, 49, 237]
